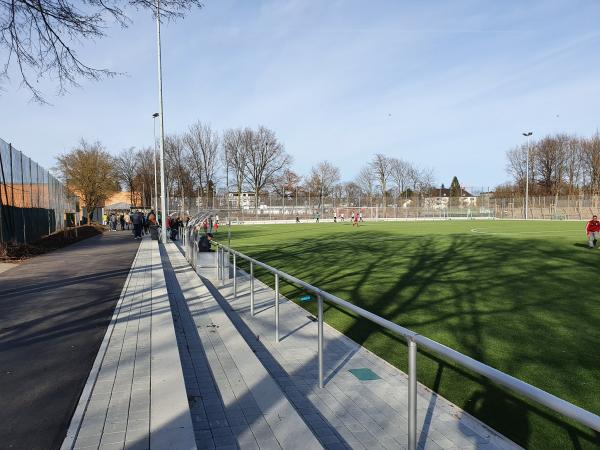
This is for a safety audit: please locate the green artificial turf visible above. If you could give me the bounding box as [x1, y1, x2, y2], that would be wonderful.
[226, 220, 600, 450]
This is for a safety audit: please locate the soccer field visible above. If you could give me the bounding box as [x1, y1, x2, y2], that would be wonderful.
[226, 219, 600, 450]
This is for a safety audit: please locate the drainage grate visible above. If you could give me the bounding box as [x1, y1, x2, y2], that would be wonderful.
[348, 368, 380, 381]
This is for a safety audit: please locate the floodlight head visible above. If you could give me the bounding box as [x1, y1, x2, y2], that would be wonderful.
[152, 112, 159, 118]
[522, 131, 533, 137]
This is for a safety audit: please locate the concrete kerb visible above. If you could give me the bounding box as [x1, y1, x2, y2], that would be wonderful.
[61, 240, 143, 450]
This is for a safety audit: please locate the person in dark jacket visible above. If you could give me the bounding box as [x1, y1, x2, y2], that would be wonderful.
[148, 212, 160, 240]
[132, 210, 143, 239]
[198, 233, 213, 252]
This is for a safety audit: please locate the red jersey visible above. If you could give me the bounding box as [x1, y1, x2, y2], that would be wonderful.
[353, 215, 359, 222]
[586, 219, 600, 233]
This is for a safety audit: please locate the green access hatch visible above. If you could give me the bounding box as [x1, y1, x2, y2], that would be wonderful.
[348, 368, 380, 381]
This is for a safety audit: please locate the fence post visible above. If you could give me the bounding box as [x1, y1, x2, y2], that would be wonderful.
[318, 294, 324, 388]
[250, 261, 255, 316]
[20, 150, 26, 244]
[275, 273, 279, 342]
[233, 253, 237, 298]
[215, 244, 219, 278]
[408, 338, 417, 450]
[220, 247, 225, 285]
[226, 249, 230, 279]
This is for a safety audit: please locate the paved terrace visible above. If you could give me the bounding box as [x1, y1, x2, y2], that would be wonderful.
[187, 246, 521, 450]
[52, 236, 521, 450]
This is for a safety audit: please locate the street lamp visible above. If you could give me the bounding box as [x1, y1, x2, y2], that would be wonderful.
[155, 0, 167, 242]
[522, 131, 533, 220]
[152, 112, 159, 214]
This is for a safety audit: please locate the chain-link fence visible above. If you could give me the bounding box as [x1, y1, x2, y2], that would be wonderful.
[160, 190, 599, 224]
[161, 192, 495, 223]
[0, 138, 76, 244]
[490, 194, 600, 220]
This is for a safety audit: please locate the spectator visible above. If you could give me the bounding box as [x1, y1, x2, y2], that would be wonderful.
[124, 212, 131, 230]
[119, 214, 125, 230]
[148, 212, 160, 240]
[142, 212, 149, 235]
[109, 213, 117, 231]
[198, 232, 213, 252]
[132, 210, 143, 239]
[170, 216, 181, 240]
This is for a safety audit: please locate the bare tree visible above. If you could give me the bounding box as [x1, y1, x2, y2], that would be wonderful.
[243, 126, 291, 209]
[115, 148, 138, 205]
[271, 169, 302, 197]
[535, 135, 567, 196]
[506, 144, 530, 191]
[133, 147, 157, 207]
[582, 133, 600, 195]
[184, 122, 220, 206]
[1, 0, 201, 102]
[341, 181, 361, 205]
[390, 158, 412, 200]
[164, 134, 193, 212]
[356, 166, 376, 206]
[56, 139, 118, 222]
[414, 166, 436, 194]
[370, 154, 392, 211]
[223, 127, 249, 207]
[563, 135, 582, 195]
[306, 161, 340, 211]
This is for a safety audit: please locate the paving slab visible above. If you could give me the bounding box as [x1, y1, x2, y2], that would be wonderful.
[62, 238, 196, 450]
[195, 252, 522, 450]
[0, 231, 139, 450]
[162, 242, 323, 450]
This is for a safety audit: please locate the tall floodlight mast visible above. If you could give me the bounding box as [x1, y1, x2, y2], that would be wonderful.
[155, 0, 167, 242]
[522, 131, 533, 220]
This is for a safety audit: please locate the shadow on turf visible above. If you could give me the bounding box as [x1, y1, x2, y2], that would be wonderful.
[242, 230, 600, 450]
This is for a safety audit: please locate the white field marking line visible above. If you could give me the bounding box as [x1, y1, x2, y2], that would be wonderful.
[60, 240, 143, 450]
[470, 227, 584, 236]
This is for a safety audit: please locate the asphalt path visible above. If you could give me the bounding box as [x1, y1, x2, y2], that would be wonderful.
[0, 231, 139, 450]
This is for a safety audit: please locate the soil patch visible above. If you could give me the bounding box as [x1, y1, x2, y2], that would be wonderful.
[0, 224, 105, 261]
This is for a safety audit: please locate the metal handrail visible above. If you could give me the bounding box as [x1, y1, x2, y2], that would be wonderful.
[188, 239, 600, 450]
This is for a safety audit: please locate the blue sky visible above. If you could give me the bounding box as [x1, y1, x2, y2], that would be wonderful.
[2, 0, 600, 189]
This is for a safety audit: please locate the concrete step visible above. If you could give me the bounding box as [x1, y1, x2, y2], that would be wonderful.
[163, 243, 323, 450]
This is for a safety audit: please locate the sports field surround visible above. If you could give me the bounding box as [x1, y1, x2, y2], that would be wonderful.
[227, 219, 600, 450]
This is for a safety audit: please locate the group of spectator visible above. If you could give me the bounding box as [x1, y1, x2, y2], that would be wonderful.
[103, 210, 160, 240]
[166, 215, 187, 241]
[190, 214, 219, 253]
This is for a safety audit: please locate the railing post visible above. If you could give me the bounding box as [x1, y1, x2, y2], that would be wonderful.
[275, 273, 279, 342]
[408, 338, 417, 450]
[226, 249, 230, 280]
[220, 247, 225, 286]
[214, 245, 219, 278]
[218, 246, 222, 280]
[233, 253, 237, 298]
[318, 294, 324, 388]
[250, 261, 255, 316]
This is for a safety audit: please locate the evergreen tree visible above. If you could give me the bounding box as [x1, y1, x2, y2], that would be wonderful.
[449, 176, 462, 197]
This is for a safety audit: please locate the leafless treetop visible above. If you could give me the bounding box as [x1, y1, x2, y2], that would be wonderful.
[0, 0, 201, 102]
